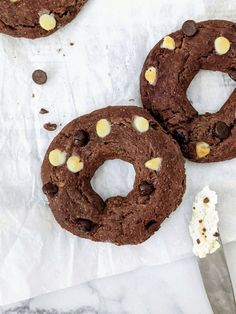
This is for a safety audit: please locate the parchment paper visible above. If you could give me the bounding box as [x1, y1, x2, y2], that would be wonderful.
[0, 0, 236, 306]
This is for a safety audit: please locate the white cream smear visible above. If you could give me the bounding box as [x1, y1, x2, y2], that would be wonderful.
[189, 186, 220, 258]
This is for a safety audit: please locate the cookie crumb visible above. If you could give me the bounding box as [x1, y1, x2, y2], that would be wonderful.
[40, 108, 49, 114]
[70, 42, 74, 46]
[44, 123, 57, 131]
[32, 93, 35, 98]
[32, 69, 47, 85]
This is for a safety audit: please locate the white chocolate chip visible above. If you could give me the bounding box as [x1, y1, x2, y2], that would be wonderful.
[96, 119, 111, 138]
[39, 13, 57, 31]
[133, 116, 149, 133]
[196, 142, 210, 159]
[145, 66, 157, 86]
[49, 149, 67, 167]
[161, 36, 176, 50]
[67, 156, 84, 173]
[145, 157, 162, 171]
[214, 36, 231, 55]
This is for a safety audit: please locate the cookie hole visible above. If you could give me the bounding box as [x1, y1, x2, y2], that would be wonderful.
[187, 70, 236, 114]
[145, 220, 157, 229]
[91, 159, 135, 201]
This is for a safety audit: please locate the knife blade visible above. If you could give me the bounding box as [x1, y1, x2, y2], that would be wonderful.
[198, 238, 236, 314]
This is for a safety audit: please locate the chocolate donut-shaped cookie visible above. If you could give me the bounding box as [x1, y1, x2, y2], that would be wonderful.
[41, 106, 186, 245]
[0, 0, 87, 39]
[140, 20, 236, 163]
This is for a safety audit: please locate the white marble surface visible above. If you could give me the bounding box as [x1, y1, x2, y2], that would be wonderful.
[1, 242, 236, 314]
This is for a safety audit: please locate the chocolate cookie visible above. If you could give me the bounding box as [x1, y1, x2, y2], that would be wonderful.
[41, 106, 186, 245]
[140, 20, 236, 163]
[0, 0, 87, 38]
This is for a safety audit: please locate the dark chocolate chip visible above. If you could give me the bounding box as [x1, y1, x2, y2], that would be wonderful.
[213, 121, 230, 140]
[32, 70, 47, 85]
[203, 197, 209, 203]
[44, 123, 57, 131]
[73, 130, 89, 147]
[229, 71, 236, 81]
[42, 182, 58, 197]
[39, 108, 49, 114]
[214, 232, 220, 237]
[196, 239, 200, 244]
[145, 220, 157, 229]
[173, 128, 189, 144]
[182, 20, 198, 37]
[77, 219, 93, 232]
[139, 182, 155, 196]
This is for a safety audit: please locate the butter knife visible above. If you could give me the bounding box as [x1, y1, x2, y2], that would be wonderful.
[198, 238, 236, 314]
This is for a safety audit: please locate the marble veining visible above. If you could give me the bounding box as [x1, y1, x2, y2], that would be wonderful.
[1, 255, 221, 314]
[2, 243, 236, 314]
[2, 306, 102, 314]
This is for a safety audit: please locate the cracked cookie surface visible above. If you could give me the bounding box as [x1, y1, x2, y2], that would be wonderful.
[0, 0, 88, 38]
[140, 20, 236, 163]
[41, 106, 186, 245]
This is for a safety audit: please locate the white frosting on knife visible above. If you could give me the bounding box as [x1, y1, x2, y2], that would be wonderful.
[189, 186, 220, 258]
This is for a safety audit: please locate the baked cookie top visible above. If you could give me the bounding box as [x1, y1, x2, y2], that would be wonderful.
[41, 106, 186, 245]
[0, 0, 87, 38]
[140, 20, 236, 163]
